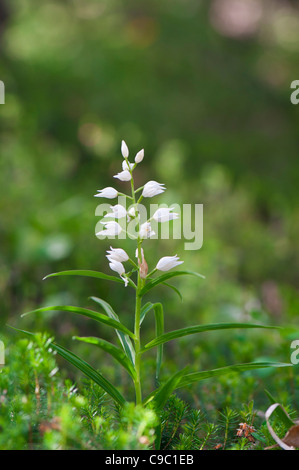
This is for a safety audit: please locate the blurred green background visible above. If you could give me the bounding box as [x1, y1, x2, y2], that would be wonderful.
[1, 0, 299, 404]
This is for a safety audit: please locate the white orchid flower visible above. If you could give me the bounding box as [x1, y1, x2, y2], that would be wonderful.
[96, 221, 122, 237]
[142, 181, 165, 198]
[106, 247, 129, 262]
[104, 204, 127, 219]
[153, 208, 179, 223]
[109, 260, 128, 287]
[113, 170, 132, 182]
[156, 255, 184, 272]
[135, 149, 144, 163]
[121, 140, 129, 159]
[139, 222, 155, 239]
[94, 187, 118, 199]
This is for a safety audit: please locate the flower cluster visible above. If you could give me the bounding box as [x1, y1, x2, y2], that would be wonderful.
[94, 140, 183, 285]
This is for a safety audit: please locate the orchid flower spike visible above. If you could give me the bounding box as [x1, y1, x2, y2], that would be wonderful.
[139, 222, 155, 239]
[96, 221, 122, 237]
[104, 204, 127, 219]
[121, 140, 129, 159]
[142, 181, 165, 198]
[153, 207, 179, 223]
[109, 259, 128, 287]
[106, 247, 129, 262]
[156, 255, 184, 272]
[94, 187, 118, 199]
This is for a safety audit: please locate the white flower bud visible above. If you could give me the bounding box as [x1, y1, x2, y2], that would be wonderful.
[135, 149, 144, 163]
[142, 181, 165, 198]
[106, 247, 129, 262]
[121, 140, 129, 158]
[153, 208, 179, 223]
[94, 187, 118, 199]
[104, 204, 127, 219]
[96, 221, 122, 237]
[156, 255, 184, 272]
[113, 170, 132, 182]
[109, 260, 129, 287]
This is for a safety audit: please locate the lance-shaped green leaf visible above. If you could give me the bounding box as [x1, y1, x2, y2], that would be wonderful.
[139, 302, 164, 381]
[8, 326, 126, 407]
[90, 296, 135, 365]
[21, 305, 135, 339]
[140, 270, 205, 296]
[153, 303, 164, 382]
[177, 362, 292, 389]
[43, 270, 136, 289]
[141, 323, 279, 353]
[51, 342, 126, 406]
[161, 282, 183, 301]
[143, 367, 189, 410]
[140, 302, 155, 325]
[73, 336, 136, 379]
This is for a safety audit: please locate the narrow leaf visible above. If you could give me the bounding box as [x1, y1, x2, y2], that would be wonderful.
[51, 342, 126, 406]
[144, 368, 188, 410]
[177, 362, 292, 389]
[43, 270, 136, 289]
[142, 323, 279, 352]
[140, 302, 155, 325]
[153, 303, 164, 382]
[21, 305, 135, 339]
[90, 297, 135, 364]
[161, 282, 183, 301]
[73, 336, 136, 379]
[140, 270, 205, 296]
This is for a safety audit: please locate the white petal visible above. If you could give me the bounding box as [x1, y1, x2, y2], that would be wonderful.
[156, 255, 184, 271]
[121, 140, 129, 158]
[107, 247, 129, 262]
[142, 181, 166, 198]
[100, 221, 122, 235]
[135, 149, 144, 163]
[109, 260, 125, 276]
[94, 187, 118, 199]
[104, 204, 127, 219]
[113, 170, 132, 181]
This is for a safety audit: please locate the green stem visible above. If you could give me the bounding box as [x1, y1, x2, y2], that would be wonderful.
[128, 162, 143, 405]
[134, 277, 142, 405]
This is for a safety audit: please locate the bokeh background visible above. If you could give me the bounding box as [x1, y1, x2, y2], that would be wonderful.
[1, 0, 299, 406]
